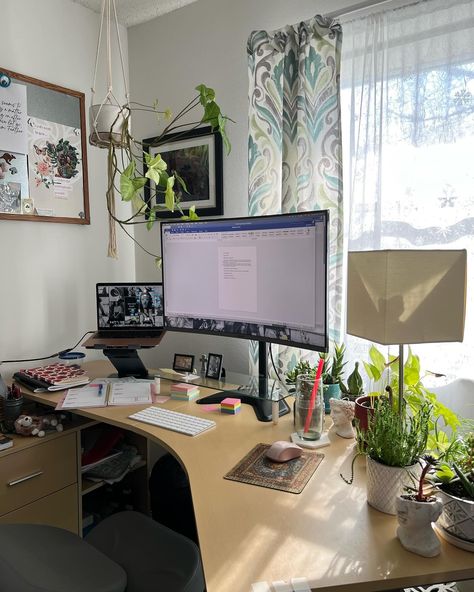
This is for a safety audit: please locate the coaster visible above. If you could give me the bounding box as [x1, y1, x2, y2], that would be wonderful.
[224, 443, 324, 494]
[291, 432, 330, 449]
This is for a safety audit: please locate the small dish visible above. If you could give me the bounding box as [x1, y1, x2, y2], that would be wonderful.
[434, 523, 474, 553]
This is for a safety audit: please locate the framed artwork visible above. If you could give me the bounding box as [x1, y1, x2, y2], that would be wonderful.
[173, 353, 195, 373]
[0, 66, 89, 224]
[143, 126, 223, 217]
[206, 353, 223, 380]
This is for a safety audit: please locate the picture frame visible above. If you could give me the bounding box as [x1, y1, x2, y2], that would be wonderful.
[173, 353, 195, 373]
[205, 353, 223, 380]
[143, 126, 223, 217]
[0, 66, 89, 224]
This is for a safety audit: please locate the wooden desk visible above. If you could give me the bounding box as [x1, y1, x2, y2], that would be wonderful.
[16, 361, 474, 591]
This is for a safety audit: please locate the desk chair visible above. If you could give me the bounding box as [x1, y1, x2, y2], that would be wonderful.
[0, 511, 205, 592]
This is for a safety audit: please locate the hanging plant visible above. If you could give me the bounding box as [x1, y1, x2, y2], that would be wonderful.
[102, 84, 231, 263]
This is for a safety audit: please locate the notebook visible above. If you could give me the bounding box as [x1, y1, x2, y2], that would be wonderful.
[90, 283, 164, 341]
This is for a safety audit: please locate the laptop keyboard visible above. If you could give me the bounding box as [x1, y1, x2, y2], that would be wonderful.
[129, 406, 216, 436]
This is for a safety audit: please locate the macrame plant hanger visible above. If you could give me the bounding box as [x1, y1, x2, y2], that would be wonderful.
[89, 0, 130, 258]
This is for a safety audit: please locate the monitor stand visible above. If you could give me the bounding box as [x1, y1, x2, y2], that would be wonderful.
[196, 342, 291, 423]
[103, 348, 150, 379]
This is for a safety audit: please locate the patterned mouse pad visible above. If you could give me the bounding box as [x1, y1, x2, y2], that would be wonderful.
[224, 443, 324, 494]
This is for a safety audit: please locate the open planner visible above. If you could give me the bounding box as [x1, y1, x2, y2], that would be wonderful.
[56, 381, 153, 410]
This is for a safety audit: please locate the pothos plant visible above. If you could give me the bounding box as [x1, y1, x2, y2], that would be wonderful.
[363, 344, 459, 455]
[105, 84, 231, 264]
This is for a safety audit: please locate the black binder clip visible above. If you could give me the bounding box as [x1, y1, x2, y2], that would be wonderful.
[0, 72, 11, 88]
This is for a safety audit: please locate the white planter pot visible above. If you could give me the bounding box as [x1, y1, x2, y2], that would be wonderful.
[396, 495, 443, 557]
[366, 456, 419, 515]
[89, 104, 129, 148]
[437, 488, 474, 543]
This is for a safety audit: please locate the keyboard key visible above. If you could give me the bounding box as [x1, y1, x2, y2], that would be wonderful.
[129, 406, 216, 436]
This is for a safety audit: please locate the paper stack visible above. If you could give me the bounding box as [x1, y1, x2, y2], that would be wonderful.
[170, 382, 200, 401]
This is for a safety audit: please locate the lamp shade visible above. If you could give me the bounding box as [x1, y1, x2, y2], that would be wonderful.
[346, 250, 467, 345]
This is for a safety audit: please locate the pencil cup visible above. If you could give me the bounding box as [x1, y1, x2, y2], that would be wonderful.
[294, 374, 323, 441]
[4, 396, 24, 420]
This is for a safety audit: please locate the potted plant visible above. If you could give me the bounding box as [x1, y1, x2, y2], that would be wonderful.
[339, 361, 364, 401]
[435, 433, 474, 547]
[320, 343, 346, 413]
[97, 84, 230, 262]
[396, 454, 443, 557]
[358, 397, 432, 515]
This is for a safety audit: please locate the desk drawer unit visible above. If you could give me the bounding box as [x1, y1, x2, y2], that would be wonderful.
[0, 433, 77, 515]
[0, 485, 78, 533]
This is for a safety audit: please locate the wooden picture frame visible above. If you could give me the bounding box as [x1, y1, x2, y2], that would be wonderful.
[0, 66, 89, 224]
[205, 353, 223, 380]
[143, 126, 223, 217]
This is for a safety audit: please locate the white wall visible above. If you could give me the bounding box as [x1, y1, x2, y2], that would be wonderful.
[128, 0, 369, 374]
[0, 0, 134, 377]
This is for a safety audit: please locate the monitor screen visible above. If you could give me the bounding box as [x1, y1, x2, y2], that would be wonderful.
[96, 283, 163, 331]
[160, 211, 328, 351]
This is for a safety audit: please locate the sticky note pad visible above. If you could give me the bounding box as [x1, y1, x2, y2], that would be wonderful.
[220, 397, 241, 414]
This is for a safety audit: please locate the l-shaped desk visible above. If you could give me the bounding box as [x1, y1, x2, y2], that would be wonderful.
[9, 361, 474, 591]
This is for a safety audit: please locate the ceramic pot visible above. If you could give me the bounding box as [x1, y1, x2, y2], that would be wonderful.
[366, 456, 420, 515]
[437, 488, 474, 543]
[89, 103, 129, 148]
[323, 383, 340, 414]
[354, 395, 374, 432]
[396, 495, 443, 557]
[3, 396, 24, 420]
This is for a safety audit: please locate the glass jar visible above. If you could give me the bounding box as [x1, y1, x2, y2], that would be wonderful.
[294, 373, 324, 440]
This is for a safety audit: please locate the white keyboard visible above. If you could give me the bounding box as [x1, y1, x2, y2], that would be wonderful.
[129, 406, 216, 436]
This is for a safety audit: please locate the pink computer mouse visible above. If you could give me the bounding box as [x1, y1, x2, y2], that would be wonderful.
[265, 441, 303, 463]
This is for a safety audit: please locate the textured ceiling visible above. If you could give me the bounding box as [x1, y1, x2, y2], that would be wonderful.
[72, 0, 199, 27]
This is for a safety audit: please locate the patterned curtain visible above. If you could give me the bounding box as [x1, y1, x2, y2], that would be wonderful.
[247, 15, 343, 376]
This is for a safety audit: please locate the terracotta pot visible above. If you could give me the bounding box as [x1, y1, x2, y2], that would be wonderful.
[396, 495, 443, 557]
[354, 395, 374, 432]
[366, 456, 420, 515]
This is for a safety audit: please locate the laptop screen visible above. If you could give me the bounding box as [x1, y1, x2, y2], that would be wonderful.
[96, 283, 163, 331]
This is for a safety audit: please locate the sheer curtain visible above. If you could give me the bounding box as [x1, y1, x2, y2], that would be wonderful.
[247, 16, 343, 375]
[341, 0, 474, 379]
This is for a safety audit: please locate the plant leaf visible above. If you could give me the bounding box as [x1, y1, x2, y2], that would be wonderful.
[154, 256, 162, 269]
[174, 171, 188, 194]
[217, 113, 231, 155]
[146, 167, 161, 185]
[165, 175, 175, 211]
[196, 84, 215, 106]
[202, 100, 221, 130]
[369, 345, 386, 373]
[147, 209, 156, 230]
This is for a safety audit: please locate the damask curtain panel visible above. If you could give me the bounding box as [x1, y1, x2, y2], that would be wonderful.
[341, 0, 474, 378]
[247, 15, 343, 374]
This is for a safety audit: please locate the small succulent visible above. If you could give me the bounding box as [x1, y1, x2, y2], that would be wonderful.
[339, 361, 364, 400]
[285, 360, 316, 385]
[320, 343, 346, 385]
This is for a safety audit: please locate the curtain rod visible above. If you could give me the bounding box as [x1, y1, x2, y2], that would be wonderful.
[326, 0, 422, 20]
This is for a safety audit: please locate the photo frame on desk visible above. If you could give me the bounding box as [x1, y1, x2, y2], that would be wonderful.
[0, 66, 89, 224]
[205, 353, 223, 380]
[143, 126, 223, 217]
[173, 353, 195, 374]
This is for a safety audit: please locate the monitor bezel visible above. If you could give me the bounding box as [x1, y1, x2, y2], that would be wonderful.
[160, 211, 329, 353]
[95, 282, 163, 333]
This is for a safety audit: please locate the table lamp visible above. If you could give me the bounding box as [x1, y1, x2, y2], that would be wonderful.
[346, 249, 467, 410]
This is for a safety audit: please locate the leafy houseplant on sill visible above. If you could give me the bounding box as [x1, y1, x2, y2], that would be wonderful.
[97, 85, 230, 263]
[319, 344, 346, 413]
[435, 433, 474, 548]
[396, 455, 443, 557]
[358, 396, 432, 515]
[339, 361, 364, 402]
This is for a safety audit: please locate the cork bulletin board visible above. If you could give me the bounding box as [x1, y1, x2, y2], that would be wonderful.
[0, 66, 89, 224]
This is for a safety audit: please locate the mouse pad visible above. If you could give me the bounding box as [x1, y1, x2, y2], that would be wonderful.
[224, 443, 324, 494]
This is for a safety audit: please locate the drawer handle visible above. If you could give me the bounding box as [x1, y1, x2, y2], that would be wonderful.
[8, 471, 43, 487]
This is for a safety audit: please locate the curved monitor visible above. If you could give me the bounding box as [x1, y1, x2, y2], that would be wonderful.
[160, 211, 328, 352]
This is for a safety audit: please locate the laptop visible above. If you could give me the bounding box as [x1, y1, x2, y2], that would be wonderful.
[88, 283, 164, 343]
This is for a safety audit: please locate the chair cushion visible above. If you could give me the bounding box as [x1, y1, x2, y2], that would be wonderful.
[86, 511, 205, 592]
[0, 524, 126, 592]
